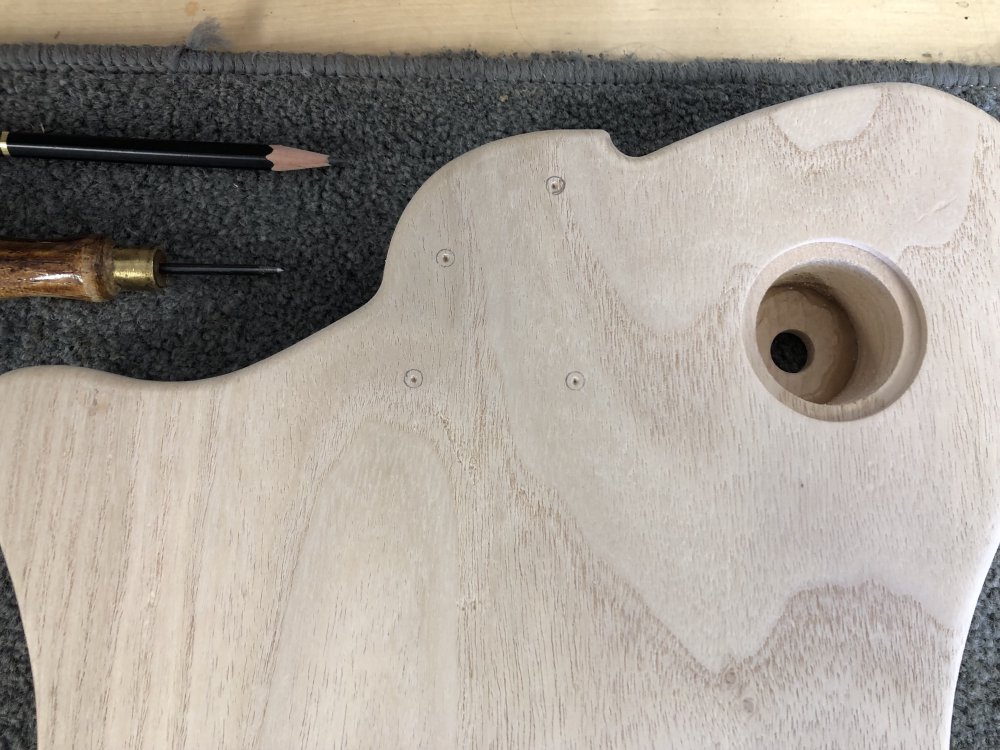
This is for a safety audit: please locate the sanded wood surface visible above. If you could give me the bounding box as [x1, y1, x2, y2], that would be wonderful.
[1, 83, 999, 747]
[2, 0, 999, 63]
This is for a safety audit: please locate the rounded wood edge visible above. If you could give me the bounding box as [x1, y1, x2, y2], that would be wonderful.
[743, 241, 927, 422]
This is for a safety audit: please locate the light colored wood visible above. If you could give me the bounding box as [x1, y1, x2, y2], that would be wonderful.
[748, 241, 926, 420]
[1, 83, 999, 748]
[2, 0, 1000, 63]
[756, 286, 859, 403]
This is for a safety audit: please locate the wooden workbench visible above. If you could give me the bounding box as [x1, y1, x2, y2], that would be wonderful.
[2, 0, 998, 63]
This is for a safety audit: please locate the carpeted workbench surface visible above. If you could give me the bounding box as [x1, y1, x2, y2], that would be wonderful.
[0, 44, 997, 748]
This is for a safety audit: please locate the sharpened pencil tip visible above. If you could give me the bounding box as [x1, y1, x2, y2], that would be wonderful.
[267, 144, 333, 172]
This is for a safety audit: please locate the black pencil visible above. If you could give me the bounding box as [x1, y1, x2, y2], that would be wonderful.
[0, 130, 332, 171]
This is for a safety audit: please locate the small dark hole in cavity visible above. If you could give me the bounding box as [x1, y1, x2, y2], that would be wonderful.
[771, 331, 810, 373]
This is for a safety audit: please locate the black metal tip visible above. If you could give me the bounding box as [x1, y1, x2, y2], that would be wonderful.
[159, 263, 284, 276]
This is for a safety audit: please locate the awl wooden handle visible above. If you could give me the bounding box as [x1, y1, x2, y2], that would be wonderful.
[0, 236, 163, 301]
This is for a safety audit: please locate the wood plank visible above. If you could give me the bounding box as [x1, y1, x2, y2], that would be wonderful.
[1, 83, 999, 747]
[1, 0, 998, 63]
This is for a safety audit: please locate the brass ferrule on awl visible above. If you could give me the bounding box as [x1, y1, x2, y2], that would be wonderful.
[0, 235, 281, 302]
[0, 236, 165, 302]
[111, 246, 166, 292]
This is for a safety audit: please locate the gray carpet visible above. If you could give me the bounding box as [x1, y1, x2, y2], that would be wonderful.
[0, 43, 997, 748]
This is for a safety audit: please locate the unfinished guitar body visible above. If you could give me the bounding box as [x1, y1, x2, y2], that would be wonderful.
[1, 83, 998, 748]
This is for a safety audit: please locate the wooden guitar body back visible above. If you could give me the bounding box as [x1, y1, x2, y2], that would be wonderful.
[1, 82, 998, 748]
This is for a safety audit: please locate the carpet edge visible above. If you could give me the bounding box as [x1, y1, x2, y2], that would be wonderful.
[2, 43, 1000, 89]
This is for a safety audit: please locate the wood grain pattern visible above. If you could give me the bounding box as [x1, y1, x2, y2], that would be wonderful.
[0, 236, 117, 301]
[2, 0, 998, 63]
[1, 83, 999, 748]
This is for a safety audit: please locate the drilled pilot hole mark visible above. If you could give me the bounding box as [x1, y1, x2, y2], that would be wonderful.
[565, 371, 585, 390]
[770, 331, 810, 373]
[546, 176, 565, 195]
[436, 249, 455, 267]
[404, 369, 423, 388]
